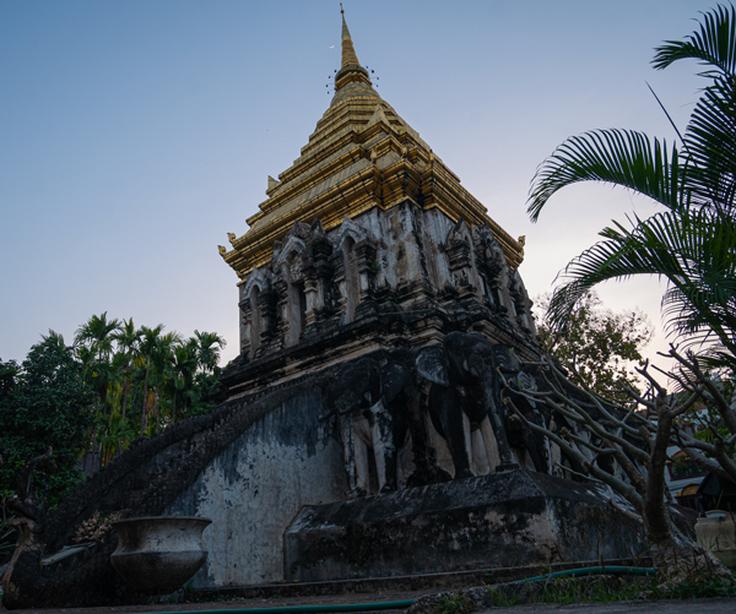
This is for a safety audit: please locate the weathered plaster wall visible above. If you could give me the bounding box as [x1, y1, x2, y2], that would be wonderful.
[284, 470, 647, 582]
[168, 388, 347, 588]
[418, 208, 455, 290]
[348, 204, 423, 290]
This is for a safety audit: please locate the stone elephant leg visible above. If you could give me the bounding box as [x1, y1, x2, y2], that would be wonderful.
[404, 389, 440, 486]
[525, 421, 551, 473]
[508, 394, 551, 473]
[369, 399, 397, 492]
[339, 414, 358, 494]
[548, 416, 562, 476]
[478, 417, 501, 473]
[429, 385, 473, 479]
[470, 425, 490, 475]
[486, 398, 517, 470]
[343, 412, 373, 496]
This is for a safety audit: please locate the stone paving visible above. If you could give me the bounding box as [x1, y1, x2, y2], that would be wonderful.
[5, 591, 416, 613]
[7, 596, 736, 614]
[479, 598, 736, 613]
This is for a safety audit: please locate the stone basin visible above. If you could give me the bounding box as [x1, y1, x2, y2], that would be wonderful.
[111, 516, 211, 594]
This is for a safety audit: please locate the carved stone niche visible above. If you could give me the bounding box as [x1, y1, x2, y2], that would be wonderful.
[333, 218, 377, 324]
[445, 220, 476, 295]
[473, 225, 511, 316]
[302, 221, 335, 326]
[509, 269, 537, 337]
[240, 268, 274, 359]
[272, 232, 309, 348]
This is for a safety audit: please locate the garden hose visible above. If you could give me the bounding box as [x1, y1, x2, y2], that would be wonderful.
[145, 565, 656, 614]
[148, 600, 415, 613]
[513, 564, 655, 584]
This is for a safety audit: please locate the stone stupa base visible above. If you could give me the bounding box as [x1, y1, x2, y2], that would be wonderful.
[284, 469, 646, 582]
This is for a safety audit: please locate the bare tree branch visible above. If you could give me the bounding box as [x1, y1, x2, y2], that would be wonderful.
[504, 397, 645, 509]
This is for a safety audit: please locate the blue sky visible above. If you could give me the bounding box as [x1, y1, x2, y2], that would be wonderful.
[1, 0, 705, 364]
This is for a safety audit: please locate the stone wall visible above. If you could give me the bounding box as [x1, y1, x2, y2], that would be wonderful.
[284, 470, 647, 582]
[168, 386, 347, 587]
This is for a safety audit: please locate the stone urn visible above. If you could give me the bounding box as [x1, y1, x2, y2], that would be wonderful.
[111, 516, 211, 594]
[695, 510, 736, 568]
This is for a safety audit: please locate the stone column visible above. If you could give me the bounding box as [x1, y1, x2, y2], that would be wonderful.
[272, 278, 289, 351]
[238, 297, 252, 358]
[303, 276, 319, 327]
[446, 238, 476, 298]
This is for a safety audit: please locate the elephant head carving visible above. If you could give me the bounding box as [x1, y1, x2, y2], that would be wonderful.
[324, 352, 416, 496]
[415, 332, 518, 479]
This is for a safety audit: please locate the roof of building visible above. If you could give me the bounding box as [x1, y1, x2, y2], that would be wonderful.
[220, 7, 524, 280]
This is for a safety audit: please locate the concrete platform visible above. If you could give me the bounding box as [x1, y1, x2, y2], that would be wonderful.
[479, 599, 736, 613]
[285, 470, 646, 582]
[8, 596, 736, 614]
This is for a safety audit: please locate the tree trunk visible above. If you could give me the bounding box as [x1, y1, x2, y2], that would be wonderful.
[1, 517, 42, 609]
[649, 532, 732, 587]
[642, 405, 733, 586]
[140, 367, 149, 434]
[152, 392, 160, 433]
[120, 375, 129, 420]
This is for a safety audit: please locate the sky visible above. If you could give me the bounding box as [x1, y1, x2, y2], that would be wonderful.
[1, 0, 707, 367]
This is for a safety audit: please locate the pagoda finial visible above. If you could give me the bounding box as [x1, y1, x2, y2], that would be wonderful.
[333, 3, 373, 97]
[340, 3, 360, 68]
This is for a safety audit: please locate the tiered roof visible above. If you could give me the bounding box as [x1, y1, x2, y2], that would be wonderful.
[220, 8, 524, 279]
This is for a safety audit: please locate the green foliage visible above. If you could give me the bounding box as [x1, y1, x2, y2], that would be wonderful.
[484, 574, 736, 608]
[527, 4, 736, 368]
[435, 593, 474, 614]
[533, 576, 650, 605]
[1, 314, 226, 511]
[71, 314, 226, 463]
[0, 332, 95, 506]
[483, 576, 651, 609]
[652, 575, 736, 599]
[535, 291, 651, 403]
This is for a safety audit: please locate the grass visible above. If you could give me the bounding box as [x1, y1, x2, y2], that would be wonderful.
[650, 576, 736, 600]
[436, 593, 475, 614]
[483, 574, 736, 609]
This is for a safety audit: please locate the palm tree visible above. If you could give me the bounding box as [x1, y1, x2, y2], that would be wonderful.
[149, 331, 181, 431]
[137, 324, 164, 434]
[192, 330, 225, 375]
[527, 5, 736, 365]
[167, 339, 199, 422]
[111, 318, 140, 420]
[74, 312, 120, 364]
[525, 4, 736, 582]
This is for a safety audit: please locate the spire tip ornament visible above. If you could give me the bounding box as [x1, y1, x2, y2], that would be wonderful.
[334, 2, 372, 95]
[339, 3, 360, 69]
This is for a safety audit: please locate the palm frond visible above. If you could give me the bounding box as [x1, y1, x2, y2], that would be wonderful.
[527, 129, 684, 221]
[547, 208, 736, 356]
[683, 74, 736, 210]
[652, 4, 736, 78]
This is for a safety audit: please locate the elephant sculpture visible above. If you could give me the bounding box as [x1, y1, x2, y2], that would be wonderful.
[324, 350, 420, 496]
[415, 331, 518, 479]
[491, 345, 551, 473]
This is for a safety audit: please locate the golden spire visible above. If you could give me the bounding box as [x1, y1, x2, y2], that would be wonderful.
[334, 3, 372, 96]
[340, 3, 360, 68]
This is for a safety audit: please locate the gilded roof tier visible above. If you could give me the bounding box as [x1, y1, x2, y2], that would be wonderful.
[220, 9, 524, 280]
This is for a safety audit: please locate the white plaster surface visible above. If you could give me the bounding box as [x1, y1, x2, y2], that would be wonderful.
[168, 390, 347, 588]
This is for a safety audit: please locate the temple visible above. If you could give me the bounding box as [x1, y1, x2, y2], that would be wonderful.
[218, 8, 535, 396]
[3, 10, 646, 609]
